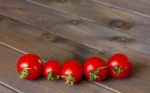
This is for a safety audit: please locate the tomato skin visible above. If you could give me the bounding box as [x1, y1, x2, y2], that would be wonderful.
[84, 57, 108, 81]
[61, 59, 82, 85]
[17, 54, 43, 80]
[108, 54, 132, 79]
[43, 60, 61, 80]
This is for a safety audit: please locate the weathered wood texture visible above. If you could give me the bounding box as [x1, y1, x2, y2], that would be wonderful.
[0, 0, 150, 68]
[0, 15, 99, 62]
[94, 0, 150, 17]
[0, 43, 114, 93]
[0, 0, 150, 93]
[0, 15, 150, 93]
[26, 0, 150, 31]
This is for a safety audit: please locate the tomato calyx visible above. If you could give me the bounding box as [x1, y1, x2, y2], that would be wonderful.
[89, 66, 108, 81]
[113, 65, 123, 75]
[66, 74, 75, 85]
[47, 71, 60, 81]
[19, 68, 29, 79]
[62, 73, 75, 85]
[89, 71, 99, 81]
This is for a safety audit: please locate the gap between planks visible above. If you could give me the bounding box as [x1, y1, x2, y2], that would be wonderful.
[26, 0, 96, 23]
[0, 81, 22, 93]
[27, 0, 150, 19]
[92, 0, 150, 18]
[90, 0, 150, 18]
[0, 41, 122, 93]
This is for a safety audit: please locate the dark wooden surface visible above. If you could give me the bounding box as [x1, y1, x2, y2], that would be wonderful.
[0, 14, 150, 93]
[0, 0, 150, 93]
[0, 0, 150, 66]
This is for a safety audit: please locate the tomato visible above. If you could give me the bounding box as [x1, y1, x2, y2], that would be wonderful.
[43, 60, 61, 80]
[17, 54, 43, 80]
[84, 57, 108, 81]
[108, 54, 132, 79]
[61, 59, 82, 85]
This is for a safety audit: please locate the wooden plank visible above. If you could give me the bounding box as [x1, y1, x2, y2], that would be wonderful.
[0, 0, 150, 68]
[27, 0, 150, 57]
[0, 15, 150, 93]
[27, 0, 150, 31]
[27, 0, 150, 44]
[0, 85, 16, 93]
[0, 44, 115, 93]
[0, 15, 99, 62]
[93, 0, 150, 17]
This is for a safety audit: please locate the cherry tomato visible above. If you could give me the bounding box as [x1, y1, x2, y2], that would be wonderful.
[61, 59, 82, 85]
[84, 57, 108, 81]
[108, 54, 132, 79]
[43, 60, 61, 80]
[17, 54, 43, 80]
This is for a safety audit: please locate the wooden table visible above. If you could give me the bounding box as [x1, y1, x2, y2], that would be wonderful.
[0, 0, 150, 93]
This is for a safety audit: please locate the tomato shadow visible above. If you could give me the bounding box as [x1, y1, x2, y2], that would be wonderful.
[131, 63, 142, 77]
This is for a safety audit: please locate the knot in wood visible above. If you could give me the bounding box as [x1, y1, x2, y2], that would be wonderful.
[112, 36, 130, 43]
[56, 0, 68, 3]
[41, 32, 57, 42]
[109, 19, 133, 30]
[70, 20, 81, 25]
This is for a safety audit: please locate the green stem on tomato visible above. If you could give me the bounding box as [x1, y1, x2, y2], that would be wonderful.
[19, 68, 29, 79]
[47, 71, 60, 81]
[65, 73, 75, 86]
[114, 65, 123, 75]
[89, 71, 99, 81]
[89, 66, 108, 81]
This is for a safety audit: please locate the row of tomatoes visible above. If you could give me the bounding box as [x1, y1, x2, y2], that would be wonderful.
[17, 53, 132, 85]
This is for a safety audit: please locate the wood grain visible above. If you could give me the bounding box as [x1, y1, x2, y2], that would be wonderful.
[0, 44, 115, 93]
[0, 15, 150, 93]
[28, 0, 150, 31]
[93, 0, 150, 17]
[0, 15, 100, 62]
[0, 0, 150, 68]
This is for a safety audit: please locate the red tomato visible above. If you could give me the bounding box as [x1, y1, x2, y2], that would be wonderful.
[108, 54, 132, 79]
[84, 57, 108, 81]
[61, 59, 82, 85]
[43, 60, 61, 80]
[17, 54, 43, 80]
